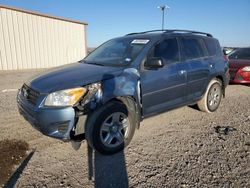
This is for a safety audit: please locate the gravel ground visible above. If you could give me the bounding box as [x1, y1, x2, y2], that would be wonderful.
[0, 70, 249, 188]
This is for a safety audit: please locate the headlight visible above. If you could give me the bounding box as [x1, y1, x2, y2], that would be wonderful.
[44, 87, 87, 107]
[242, 66, 250, 72]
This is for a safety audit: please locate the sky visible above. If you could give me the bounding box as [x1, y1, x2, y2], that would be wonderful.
[0, 0, 250, 47]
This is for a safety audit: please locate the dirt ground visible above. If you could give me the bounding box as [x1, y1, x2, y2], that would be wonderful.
[0, 70, 249, 188]
[0, 139, 29, 186]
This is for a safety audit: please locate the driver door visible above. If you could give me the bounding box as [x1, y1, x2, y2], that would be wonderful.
[140, 37, 188, 116]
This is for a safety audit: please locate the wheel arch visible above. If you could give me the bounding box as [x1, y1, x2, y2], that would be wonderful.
[103, 96, 141, 129]
[84, 98, 137, 154]
[215, 75, 225, 97]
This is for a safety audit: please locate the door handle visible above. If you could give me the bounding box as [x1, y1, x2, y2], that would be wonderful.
[209, 63, 215, 68]
[178, 70, 187, 75]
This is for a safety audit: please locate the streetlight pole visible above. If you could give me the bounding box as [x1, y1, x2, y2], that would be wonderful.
[157, 5, 170, 31]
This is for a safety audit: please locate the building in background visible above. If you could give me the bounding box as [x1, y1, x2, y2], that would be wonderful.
[0, 5, 88, 70]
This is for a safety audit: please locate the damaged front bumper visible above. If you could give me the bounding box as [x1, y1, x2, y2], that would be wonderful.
[17, 90, 86, 141]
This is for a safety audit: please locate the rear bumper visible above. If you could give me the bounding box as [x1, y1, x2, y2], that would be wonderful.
[230, 80, 250, 84]
[230, 69, 250, 84]
[17, 91, 76, 141]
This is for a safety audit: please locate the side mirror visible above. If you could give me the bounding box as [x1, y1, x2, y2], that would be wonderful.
[145, 57, 164, 69]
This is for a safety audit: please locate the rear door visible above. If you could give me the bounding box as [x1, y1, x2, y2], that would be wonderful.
[140, 37, 188, 116]
[180, 37, 210, 100]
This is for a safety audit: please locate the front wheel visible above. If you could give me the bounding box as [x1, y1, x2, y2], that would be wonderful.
[197, 79, 223, 113]
[85, 100, 136, 155]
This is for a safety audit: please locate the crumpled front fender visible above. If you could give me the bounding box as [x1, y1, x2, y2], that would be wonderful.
[101, 68, 141, 106]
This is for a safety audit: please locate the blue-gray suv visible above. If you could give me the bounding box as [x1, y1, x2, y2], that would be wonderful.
[17, 30, 230, 155]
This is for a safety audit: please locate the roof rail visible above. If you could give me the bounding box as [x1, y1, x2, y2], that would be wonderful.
[126, 30, 166, 35]
[165, 30, 213, 37]
[126, 29, 213, 37]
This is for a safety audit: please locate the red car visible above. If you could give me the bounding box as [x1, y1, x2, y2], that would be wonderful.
[229, 47, 250, 84]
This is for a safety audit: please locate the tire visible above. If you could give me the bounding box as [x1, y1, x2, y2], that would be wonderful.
[197, 79, 223, 113]
[85, 100, 136, 155]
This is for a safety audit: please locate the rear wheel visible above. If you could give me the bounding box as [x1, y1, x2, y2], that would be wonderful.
[85, 100, 136, 155]
[197, 79, 223, 113]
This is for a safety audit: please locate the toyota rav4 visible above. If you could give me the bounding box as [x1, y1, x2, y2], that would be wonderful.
[17, 30, 230, 155]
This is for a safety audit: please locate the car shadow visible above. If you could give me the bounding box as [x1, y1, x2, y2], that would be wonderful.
[188, 104, 200, 111]
[87, 145, 129, 188]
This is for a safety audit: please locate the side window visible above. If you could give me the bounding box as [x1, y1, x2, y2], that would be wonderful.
[181, 38, 205, 60]
[204, 38, 219, 56]
[149, 38, 180, 64]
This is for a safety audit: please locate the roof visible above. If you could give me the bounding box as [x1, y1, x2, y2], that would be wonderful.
[126, 29, 213, 38]
[0, 4, 88, 25]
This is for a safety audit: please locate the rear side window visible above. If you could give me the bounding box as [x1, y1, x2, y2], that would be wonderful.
[181, 38, 205, 60]
[229, 48, 250, 60]
[148, 38, 179, 64]
[204, 38, 220, 56]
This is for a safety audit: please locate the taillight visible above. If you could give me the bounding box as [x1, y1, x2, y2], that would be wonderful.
[241, 66, 250, 72]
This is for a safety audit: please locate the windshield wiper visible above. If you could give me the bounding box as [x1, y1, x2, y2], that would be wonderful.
[78, 59, 85, 63]
[79, 60, 104, 66]
[86, 62, 104, 66]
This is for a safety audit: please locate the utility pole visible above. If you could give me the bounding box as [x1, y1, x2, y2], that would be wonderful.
[157, 5, 170, 30]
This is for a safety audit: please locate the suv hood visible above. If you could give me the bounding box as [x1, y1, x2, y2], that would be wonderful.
[26, 62, 124, 93]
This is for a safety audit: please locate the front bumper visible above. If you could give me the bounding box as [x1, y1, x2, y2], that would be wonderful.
[17, 90, 76, 140]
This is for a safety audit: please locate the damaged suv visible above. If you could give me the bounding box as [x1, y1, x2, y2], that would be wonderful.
[17, 30, 230, 155]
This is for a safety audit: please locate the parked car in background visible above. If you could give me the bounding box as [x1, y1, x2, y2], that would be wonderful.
[17, 30, 229, 155]
[228, 47, 250, 84]
[223, 47, 236, 55]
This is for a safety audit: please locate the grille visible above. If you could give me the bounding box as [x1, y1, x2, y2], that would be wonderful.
[21, 84, 40, 105]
